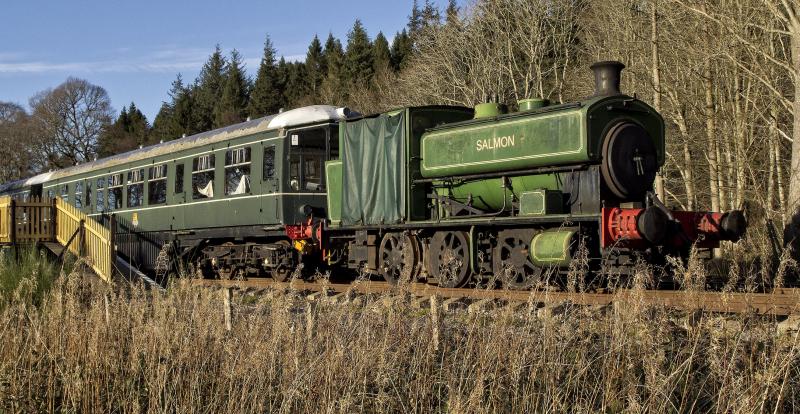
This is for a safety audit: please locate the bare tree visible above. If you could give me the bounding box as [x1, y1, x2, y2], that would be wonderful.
[29, 78, 114, 170]
[0, 102, 34, 182]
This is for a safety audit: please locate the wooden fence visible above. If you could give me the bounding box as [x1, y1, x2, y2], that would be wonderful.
[0, 196, 116, 283]
[0, 196, 53, 244]
[55, 198, 114, 283]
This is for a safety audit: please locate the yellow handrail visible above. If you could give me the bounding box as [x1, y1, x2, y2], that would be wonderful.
[55, 197, 113, 283]
[0, 196, 10, 244]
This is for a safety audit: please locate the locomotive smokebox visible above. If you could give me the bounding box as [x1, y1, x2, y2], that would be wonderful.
[591, 61, 625, 96]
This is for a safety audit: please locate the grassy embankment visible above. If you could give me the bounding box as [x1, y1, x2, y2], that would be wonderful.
[0, 250, 799, 412]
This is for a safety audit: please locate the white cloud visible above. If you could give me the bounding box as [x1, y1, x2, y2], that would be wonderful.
[0, 47, 210, 74]
[0, 47, 308, 75]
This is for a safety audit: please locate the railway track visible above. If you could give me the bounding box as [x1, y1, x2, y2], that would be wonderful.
[187, 278, 800, 316]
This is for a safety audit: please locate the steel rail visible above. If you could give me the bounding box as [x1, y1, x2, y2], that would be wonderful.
[187, 279, 800, 316]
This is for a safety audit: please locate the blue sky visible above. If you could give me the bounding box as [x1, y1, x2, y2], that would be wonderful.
[0, 0, 454, 121]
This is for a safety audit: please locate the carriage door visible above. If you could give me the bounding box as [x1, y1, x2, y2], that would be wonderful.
[260, 140, 279, 224]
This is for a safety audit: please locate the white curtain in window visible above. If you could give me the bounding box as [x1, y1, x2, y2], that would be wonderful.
[197, 180, 214, 198]
[231, 175, 250, 195]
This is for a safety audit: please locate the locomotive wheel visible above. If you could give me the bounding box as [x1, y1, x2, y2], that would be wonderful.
[379, 233, 417, 284]
[428, 231, 471, 288]
[270, 240, 294, 282]
[493, 229, 542, 290]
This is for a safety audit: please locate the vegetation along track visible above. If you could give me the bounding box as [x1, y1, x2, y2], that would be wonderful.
[188, 278, 800, 316]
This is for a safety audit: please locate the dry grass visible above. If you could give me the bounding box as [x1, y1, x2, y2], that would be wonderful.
[1, 261, 800, 413]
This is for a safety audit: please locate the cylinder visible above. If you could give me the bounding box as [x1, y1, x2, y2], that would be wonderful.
[530, 229, 577, 267]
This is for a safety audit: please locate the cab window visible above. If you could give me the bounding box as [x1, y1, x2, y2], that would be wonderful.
[287, 128, 327, 192]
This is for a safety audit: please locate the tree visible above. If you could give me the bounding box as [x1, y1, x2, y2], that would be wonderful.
[98, 102, 151, 157]
[28, 78, 113, 169]
[446, 0, 459, 26]
[280, 60, 309, 108]
[152, 74, 195, 142]
[344, 20, 374, 86]
[215, 49, 250, 128]
[248, 36, 282, 118]
[373, 32, 392, 74]
[305, 35, 325, 99]
[193, 45, 227, 132]
[390, 29, 413, 71]
[319, 33, 347, 105]
[0, 102, 34, 181]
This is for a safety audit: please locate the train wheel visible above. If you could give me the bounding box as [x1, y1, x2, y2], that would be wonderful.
[429, 231, 471, 288]
[493, 229, 542, 290]
[379, 233, 417, 284]
[270, 240, 294, 282]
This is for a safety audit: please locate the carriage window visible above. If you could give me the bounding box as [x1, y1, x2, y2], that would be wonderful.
[192, 154, 215, 199]
[85, 181, 92, 208]
[225, 147, 251, 195]
[108, 174, 123, 211]
[127, 169, 145, 207]
[263, 146, 275, 179]
[61, 184, 69, 203]
[175, 164, 185, 194]
[74, 182, 83, 208]
[148, 164, 168, 205]
[96, 177, 105, 213]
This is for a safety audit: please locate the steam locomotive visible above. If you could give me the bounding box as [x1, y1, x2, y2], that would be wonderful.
[0, 61, 746, 288]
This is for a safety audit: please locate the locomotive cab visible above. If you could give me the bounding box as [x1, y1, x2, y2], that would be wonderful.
[281, 123, 339, 225]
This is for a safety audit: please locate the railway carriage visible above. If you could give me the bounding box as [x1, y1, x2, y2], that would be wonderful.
[0, 106, 356, 279]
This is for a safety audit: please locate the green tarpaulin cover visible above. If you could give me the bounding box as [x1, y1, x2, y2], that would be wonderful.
[341, 112, 406, 226]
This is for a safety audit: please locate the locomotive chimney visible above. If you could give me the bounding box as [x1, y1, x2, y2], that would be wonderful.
[590, 61, 625, 96]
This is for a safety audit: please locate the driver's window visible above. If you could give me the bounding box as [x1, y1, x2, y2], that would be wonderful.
[287, 128, 327, 192]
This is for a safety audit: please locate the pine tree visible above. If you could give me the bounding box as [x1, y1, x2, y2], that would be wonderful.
[248, 36, 282, 118]
[275, 57, 290, 109]
[421, 0, 441, 27]
[98, 102, 151, 156]
[372, 32, 391, 74]
[409, 0, 423, 37]
[320, 33, 347, 103]
[214, 49, 250, 128]
[126, 102, 150, 145]
[152, 74, 194, 143]
[305, 35, 325, 99]
[323, 33, 344, 79]
[344, 20, 374, 86]
[281, 61, 309, 109]
[193, 45, 227, 132]
[445, 0, 459, 26]
[390, 29, 413, 71]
